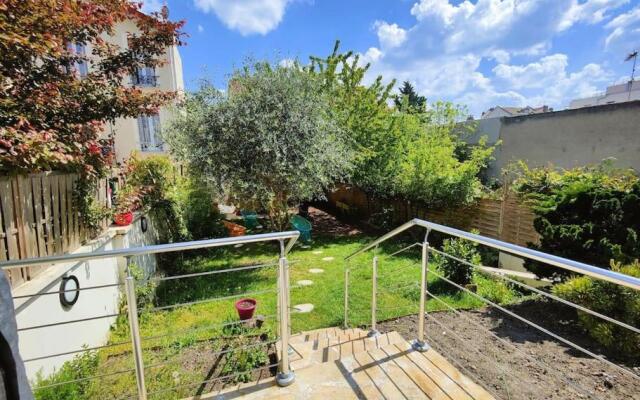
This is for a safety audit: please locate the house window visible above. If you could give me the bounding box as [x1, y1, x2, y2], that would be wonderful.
[132, 66, 157, 87]
[66, 43, 88, 77]
[137, 114, 163, 151]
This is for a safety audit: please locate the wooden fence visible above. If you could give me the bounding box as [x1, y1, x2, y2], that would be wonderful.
[0, 173, 110, 288]
[326, 185, 539, 247]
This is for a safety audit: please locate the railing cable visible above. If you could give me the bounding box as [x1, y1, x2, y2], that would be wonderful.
[427, 267, 640, 380]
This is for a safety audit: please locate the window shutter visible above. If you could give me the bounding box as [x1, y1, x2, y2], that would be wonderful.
[151, 114, 162, 149]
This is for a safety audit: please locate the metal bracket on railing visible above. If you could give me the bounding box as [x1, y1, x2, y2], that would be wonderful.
[412, 232, 431, 352]
[124, 256, 148, 400]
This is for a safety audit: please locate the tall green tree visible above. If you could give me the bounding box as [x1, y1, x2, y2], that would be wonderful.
[166, 62, 353, 230]
[394, 81, 426, 113]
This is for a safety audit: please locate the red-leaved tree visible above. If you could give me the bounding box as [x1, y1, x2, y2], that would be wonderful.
[0, 0, 185, 176]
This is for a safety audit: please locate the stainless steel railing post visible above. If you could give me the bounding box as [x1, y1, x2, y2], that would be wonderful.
[276, 240, 295, 387]
[368, 254, 380, 337]
[344, 266, 350, 329]
[124, 258, 147, 400]
[413, 238, 430, 352]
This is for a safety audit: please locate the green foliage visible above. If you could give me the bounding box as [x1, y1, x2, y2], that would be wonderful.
[474, 274, 518, 304]
[221, 337, 269, 383]
[553, 261, 640, 357]
[307, 42, 495, 208]
[512, 161, 640, 279]
[166, 61, 353, 230]
[124, 154, 186, 244]
[72, 177, 111, 237]
[175, 175, 226, 240]
[394, 81, 426, 113]
[434, 233, 482, 285]
[33, 349, 99, 400]
[128, 263, 157, 310]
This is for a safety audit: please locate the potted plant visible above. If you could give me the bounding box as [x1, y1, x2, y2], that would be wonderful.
[113, 186, 145, 226]
[234, 298, 257, 320]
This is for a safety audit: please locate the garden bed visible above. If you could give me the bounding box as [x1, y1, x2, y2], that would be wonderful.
[378, 300, 640, 400]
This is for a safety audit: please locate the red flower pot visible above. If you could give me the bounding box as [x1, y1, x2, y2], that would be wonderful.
[114, 211, 134, 226]
[234, 298, 257, 320]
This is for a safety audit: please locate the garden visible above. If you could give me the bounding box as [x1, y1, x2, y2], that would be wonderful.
[2, 3, 639, 398]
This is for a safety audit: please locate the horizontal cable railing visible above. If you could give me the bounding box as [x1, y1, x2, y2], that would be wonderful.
[1, 231, 300, 400]
[343, 218, 640, 399]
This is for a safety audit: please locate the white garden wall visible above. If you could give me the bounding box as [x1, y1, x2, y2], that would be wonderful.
[12, 213, 157, 380]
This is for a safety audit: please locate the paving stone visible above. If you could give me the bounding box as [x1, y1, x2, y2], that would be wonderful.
[297, 280, 313, 286]
[293, 303, 314, 313]
[321, 256, 334, 262]
[308, 268, 324, 274]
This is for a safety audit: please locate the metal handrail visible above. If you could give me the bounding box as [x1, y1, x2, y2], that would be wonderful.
[0, 231, 300, 270]
[345, 218, 640, 290]
[15, 230, 300, 399]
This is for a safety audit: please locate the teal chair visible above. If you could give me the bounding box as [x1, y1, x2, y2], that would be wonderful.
[241, 210, 259, 229]
[290, 215, 312, 242]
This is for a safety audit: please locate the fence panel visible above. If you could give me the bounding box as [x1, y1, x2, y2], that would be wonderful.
[0, 173, 112, 288]
[326, 185, 539, 248]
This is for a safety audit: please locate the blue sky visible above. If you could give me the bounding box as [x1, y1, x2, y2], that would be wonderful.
[142, 0, 640, 116]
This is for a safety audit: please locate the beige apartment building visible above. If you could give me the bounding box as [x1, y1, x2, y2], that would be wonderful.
[76, 17, 184, 162]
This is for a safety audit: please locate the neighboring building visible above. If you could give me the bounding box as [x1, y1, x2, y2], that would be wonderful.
[466, 101, 640, 180]
[481, 105, 552, 119]
[569, 80, 640, 109]
[81, 16, 184, 162]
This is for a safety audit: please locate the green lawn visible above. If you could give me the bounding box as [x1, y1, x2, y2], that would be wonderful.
[34, 231, 521, 400]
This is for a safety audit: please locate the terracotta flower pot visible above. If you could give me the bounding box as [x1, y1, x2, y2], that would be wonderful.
[223, 220, 246, 237]
[114, 211, 134, 226]
[234, 298, 257, 320]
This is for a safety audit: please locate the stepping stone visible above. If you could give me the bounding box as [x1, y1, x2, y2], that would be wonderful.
[300, 244, 310, 249]
[312, 250, 323, 255]
[321, 256, 334, 262]
[234, 244, 243, 248]
[297, 280, 313, 286]
[308, 268, 324, 274]
[293, 303, 314, 313]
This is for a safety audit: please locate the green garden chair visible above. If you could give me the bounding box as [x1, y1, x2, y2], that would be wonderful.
[290, 214, 312, 242]
[241, 210, 259, 229]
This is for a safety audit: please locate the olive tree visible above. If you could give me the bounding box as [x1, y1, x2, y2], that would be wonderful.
[166, 62, 353, 230]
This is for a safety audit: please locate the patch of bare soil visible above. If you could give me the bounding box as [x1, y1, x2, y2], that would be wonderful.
[307, 206, 362, 236]
[378, 300, 640, 400]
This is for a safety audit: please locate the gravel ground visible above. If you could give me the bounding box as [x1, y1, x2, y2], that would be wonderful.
[378, 300, 640, 400]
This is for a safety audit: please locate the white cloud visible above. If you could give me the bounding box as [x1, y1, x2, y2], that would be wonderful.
[361, 0, 621, 116]
[374, 21, 407, 49]
[493, 54, 570, 89]
[604, 6, 640, 50]
[197, 24, 205, 33]
[558, 0, 629, 31]
[141, 0, 164, 14]
[194, 0, 290, 35]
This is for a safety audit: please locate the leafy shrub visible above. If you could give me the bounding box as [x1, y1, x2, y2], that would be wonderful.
[221, 337, 269, 383]
[474, 274, 518, 304]
[175, 176, 225, 240]
[434, 233, 482, 285]
[33, 349, 98, 400]
[128, 263, 157, 310]
[124, 154, 186, 244]
[513, 162, 640, 280]
[553, 260, 640, 357]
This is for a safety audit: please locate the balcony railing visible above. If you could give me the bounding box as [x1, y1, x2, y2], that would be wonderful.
[1, 231, 300, 399]
[343, 218, 640, 398]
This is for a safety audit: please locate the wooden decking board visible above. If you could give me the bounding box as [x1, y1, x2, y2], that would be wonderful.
[395, 342, 475, 400]
[367, 346, 427, 399]
[379, 345, 453, 400]
[194, 327, 496, 400]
